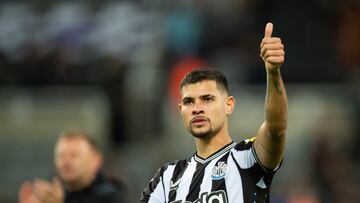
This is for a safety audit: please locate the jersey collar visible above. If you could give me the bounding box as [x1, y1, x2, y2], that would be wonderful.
[194, 141, 236, 164]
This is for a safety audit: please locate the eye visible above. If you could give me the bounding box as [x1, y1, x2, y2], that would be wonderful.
[204, 97, 213, 103]
[183, 99, 193, 105]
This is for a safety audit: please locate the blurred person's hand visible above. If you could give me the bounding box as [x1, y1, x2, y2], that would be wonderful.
[260, 22, 285, 73]
[19, 181, 41, 203]
[32, 178, 64, 203]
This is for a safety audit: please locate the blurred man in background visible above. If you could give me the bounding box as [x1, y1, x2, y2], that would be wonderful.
[140, 22, 287, 203]
[19, 130, 128, 203]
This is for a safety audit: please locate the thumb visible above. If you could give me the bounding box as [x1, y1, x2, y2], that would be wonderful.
[264, 22, 273, 38]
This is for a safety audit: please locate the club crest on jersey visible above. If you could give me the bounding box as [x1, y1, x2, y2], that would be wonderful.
[211, 162, 227, 180]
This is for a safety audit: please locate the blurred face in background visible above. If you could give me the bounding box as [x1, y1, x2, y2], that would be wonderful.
[54, 136, 102, 189]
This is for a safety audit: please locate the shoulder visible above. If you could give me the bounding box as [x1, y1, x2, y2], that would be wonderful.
[140, 159, 189, 198]
[84, 174, 129, 203]
[155, 159, 189, 176]
[232, 137, 281, 173]
[233, 137, 256, 151]
[92, 174, 127, 194]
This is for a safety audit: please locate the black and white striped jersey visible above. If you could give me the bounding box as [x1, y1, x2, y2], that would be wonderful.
[140, 137, 281, 203]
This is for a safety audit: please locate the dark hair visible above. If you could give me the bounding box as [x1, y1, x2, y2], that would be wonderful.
[58, 130, 100, 153]
[179, 67, 229, 94]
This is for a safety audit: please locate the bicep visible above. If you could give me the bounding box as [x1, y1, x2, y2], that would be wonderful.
[254, 122, 285, 170]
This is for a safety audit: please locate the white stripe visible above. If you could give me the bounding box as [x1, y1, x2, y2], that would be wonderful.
[231, 147, 256, 169]
[147, 176, 165, 203]
[148, 164, 176, 203]
[163, 164, 177, 202]
[225, 153, 244, 203]
[175, 157, 197, 201]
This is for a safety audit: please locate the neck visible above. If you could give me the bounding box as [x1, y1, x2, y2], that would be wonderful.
[66, 170, 98, 192]
[194, 127, 232, 159]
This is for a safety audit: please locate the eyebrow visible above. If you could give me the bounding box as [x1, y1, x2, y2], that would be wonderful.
[200, 94, 216, 99]
[182, 94, 216, 101]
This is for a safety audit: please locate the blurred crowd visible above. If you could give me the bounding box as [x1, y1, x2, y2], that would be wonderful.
[0, 0, 358, 136]
[0, 0, 359, 202]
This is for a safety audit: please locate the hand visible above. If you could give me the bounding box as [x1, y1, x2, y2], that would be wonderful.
[19, 181, 41, 203]
[260, 22, 285, 73]
[31, 178, 64, 203]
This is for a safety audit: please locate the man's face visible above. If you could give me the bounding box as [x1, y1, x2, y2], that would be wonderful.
[54, 137, 99, 185]
[179, 80, 233, 138]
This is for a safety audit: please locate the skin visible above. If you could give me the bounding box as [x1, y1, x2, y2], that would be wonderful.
[257, 23, 287, 169]
[180, 22, 287, 169]
[54, 136, 102, 191]
[19, 134, 103, 203]
[179, 81, 235, 159]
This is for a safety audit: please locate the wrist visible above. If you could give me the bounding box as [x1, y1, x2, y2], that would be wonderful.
[266, 68, 281, 76]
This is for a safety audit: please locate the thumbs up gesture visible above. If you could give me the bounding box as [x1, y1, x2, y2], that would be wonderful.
[260, 23, 285, 72]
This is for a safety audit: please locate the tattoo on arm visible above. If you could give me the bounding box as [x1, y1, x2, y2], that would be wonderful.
[273, 79, 283, 96]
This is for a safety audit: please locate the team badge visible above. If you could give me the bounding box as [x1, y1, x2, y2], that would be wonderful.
[211, 162, 227, 180]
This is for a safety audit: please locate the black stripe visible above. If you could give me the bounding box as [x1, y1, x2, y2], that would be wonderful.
[211, 152, 230, 202]
[234, 139, 253, 151]
[140, 162, 173, 203]
[168, 160, 189, 202]
[185, 162, 206, 202]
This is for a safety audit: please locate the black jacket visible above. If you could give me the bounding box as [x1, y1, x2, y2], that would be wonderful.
[65, 171, 128, 203]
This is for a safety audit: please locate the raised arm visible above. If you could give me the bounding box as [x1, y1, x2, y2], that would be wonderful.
[254, 22, 288, 170]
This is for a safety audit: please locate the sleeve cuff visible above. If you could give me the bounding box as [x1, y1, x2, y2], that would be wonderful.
[251, 144, 282, 173]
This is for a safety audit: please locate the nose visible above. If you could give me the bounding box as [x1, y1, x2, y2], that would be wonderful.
[192, 103, 204, 115]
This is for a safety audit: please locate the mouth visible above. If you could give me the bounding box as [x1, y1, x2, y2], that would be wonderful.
[191, 116, 209, 125]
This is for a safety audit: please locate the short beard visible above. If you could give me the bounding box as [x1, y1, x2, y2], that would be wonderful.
[190, 128, 214, 139]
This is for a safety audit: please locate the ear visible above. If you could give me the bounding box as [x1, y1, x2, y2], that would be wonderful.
[93, 153, 103, 171]
[225, 96, 235, 116]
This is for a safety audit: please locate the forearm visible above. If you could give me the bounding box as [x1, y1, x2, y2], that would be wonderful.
[265, 69, 288, 136]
